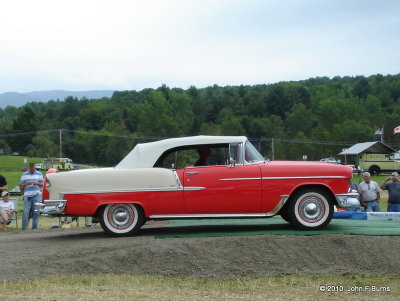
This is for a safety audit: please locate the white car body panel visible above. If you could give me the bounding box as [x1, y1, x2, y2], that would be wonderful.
[46, 168, 179, 199]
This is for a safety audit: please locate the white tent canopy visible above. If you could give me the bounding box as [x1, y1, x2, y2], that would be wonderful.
[339, 141, 397, 156]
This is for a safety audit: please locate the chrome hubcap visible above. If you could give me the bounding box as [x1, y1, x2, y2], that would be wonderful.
[299, 197, 324, 222]
[107, 204, 135, 230]
[305, 203, 318, 217]
[115, 210, 128, 224]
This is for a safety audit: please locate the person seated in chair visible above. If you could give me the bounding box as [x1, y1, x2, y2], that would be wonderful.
[0, 191, 16, 229]
[195, 147, 212, 167]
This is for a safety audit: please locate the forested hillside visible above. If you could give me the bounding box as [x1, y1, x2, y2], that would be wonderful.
[1, 74, 400, 166]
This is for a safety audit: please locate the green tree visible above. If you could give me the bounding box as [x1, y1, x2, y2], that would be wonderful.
[30, 133, 58, 157]
[101, 121, 132, 166]
[285, 103, 314, 136]
[7, 106, 39, 153]
[217, 109, 246, 136]
[137, 91, 180, 137]
[169, 91, 194, 135]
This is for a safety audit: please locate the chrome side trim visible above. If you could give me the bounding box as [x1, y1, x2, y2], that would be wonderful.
[262, 176, 347, 180]
[61, 187, 183, 195]
[150, 213, 269, 219]
[220, 177, 261, 181]
[220, 176, 347, 181]
[172, 170, 183, 188]
[60, 186, 206, 195]
[183, 187, 206, 191]
[266, 195, 290, 216]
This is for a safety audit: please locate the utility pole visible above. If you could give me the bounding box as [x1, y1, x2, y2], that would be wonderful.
[271, 138, 275, 160]
[59, 129, 62, 158]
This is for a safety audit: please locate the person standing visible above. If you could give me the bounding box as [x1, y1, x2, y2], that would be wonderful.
[358, 171, 381, 212]
[380, 172, 400, 212]
[0, 174, 8, 194]
[19, 162, 43, 230]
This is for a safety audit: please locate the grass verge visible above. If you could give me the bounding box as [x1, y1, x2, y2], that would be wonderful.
[1, 274, 399, 301]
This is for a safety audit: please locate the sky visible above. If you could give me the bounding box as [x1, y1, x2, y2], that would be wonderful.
[0, 0, 399, 93]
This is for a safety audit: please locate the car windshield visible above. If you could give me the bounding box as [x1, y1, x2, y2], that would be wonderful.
[244, 140, 265, 163]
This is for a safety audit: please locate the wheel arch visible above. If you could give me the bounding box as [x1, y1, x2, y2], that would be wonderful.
[285, 184, 337, 208]
[95, 201, 146, 218]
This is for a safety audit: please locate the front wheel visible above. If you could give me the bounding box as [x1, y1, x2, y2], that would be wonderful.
[279, 207, 291, 223]
[287, 189, 333, 230]
[99, 203, 144, 236]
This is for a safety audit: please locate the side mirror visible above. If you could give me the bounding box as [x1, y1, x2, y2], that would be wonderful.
[229, 158, 236, 167]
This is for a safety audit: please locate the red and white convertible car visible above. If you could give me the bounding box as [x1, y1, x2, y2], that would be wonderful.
[37, 136, 358, 236]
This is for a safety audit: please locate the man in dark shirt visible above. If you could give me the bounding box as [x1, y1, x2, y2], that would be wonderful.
[0, 175, 8, 193]
[381, 172, 400, 212]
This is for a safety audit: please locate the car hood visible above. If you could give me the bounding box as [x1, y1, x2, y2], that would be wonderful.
[264, 161, 353, 177]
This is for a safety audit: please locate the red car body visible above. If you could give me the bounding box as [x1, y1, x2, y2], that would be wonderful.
[37, 136, 356, 236]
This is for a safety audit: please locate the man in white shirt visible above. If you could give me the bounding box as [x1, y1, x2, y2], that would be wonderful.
[19, 163, 43, 230]
[358, 171, 381, 212]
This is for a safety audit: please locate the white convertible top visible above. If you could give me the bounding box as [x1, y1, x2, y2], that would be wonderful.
[116, 135, 248, 169]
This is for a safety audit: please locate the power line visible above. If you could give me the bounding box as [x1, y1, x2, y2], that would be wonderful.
[1, 128, 398, 148]
[0, 129, 56, 138]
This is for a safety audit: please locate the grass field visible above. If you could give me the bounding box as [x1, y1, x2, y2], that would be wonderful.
[1, 274, 399, 301]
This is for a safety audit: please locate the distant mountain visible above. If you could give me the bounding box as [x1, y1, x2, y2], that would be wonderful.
[0, 90, 114, 108]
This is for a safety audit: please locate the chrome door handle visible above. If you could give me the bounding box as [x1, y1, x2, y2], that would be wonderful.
[186, 171, 199, 175]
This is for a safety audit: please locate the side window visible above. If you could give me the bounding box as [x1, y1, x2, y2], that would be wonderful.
[229, 143, 241, 164]
[244, 141, 265, 163]
[191, 145, 230, 167]
[160, 149, 198, 169]
[207, 146, 230, 166]
[156, 144, 231, 169]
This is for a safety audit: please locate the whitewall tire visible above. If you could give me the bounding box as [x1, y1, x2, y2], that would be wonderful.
[288, 189, 333, 230]
[99, 203, 144, 236]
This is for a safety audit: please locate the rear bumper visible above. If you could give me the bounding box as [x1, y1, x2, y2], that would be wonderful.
[34, 200, 67, 216]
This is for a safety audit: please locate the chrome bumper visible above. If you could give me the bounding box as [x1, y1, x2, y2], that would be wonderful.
[335, 192, 360, 208]
[34, 200, 67, 216]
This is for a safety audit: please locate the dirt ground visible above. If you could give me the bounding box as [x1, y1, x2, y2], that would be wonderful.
[1, 221, 399, 281]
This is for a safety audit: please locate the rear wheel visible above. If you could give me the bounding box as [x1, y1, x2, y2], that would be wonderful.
[99, 203, 144, 236]
[287, 188, 333, 230]
[369, 166, 380, 176]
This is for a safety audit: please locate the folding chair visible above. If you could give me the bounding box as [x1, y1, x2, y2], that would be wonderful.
[9, 198, 18, 229]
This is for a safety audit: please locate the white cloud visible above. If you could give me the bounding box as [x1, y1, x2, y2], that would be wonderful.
[0, 0, 399, 93]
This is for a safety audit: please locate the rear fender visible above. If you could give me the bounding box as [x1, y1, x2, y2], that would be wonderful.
[42, 168, 59, 202]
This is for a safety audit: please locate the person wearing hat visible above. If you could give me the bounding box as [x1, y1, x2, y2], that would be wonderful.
[19, 162, 43, 230]
[0, 191, 15, 230]
[380, 172, 400, 212]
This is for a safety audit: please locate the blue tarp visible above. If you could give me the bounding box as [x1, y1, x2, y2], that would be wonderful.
[333, 211, 400, 220]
